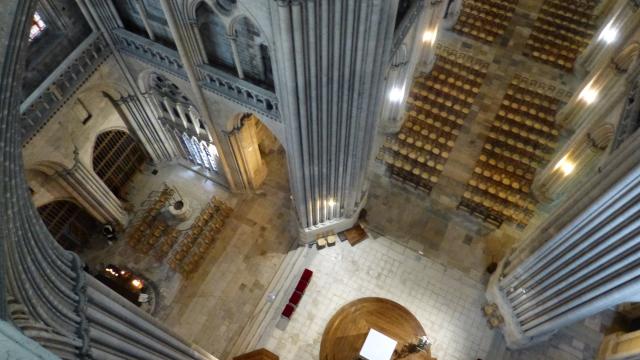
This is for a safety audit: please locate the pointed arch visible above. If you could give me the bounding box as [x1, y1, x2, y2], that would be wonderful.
[196, 2, 235, 73]
[229, 15, 274, 89]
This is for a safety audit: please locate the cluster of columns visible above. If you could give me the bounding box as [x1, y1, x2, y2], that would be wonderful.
[380, 0, 445, 134]
[54, 158, 128, 226]
[533, 1, 640, 203]
[271, 0, 401, 235]
[487, 0, 640, 349]
[488, 129, 640, 347]
[1, 0, 221, 358]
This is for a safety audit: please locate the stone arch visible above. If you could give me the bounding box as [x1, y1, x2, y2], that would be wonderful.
[196, 2, 236, 74]
[36, 198, 101, 253]
[614, 42, 640, 72]
[91, 129, 148, 200]
[25, 165, 72, 209]
[224, 112, 285, 190]
[228, 14, 274, 89]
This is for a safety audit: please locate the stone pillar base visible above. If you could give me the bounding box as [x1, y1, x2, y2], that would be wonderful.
[298, 202, 365, 244]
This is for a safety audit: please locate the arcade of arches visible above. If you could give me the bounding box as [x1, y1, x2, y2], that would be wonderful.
[5, 1, 640, 360]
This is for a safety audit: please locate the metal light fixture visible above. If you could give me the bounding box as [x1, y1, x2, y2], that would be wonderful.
[599, 20, 618, 44]
[554, 155, 575, 176]
[389, 86, 405, 103]
[422, 27, 438, 45]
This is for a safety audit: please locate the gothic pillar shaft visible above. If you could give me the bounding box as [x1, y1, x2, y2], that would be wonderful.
[272, 0, 397, 235]
[134, 0, 156, 41]
[57, 161, 128, 226]
[533, 132, 603, 201]
[579, 1, 640, 72]
[487, 131, 640, 347]
[83, 0, 177, 165]
[226, 34, 245, 79]
[117, 95, 174, 163]
[159, 0, 237, 191]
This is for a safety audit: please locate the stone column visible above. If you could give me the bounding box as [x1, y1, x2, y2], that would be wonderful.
[80, 0, 177, 164]
[56, 158, 128, 226]
[486, 129, 640, 348]
[578, 1, 640, 72]
[225, 118, 267, 191]
[558, 63, 628, 130]
[2, 1, 218, 358]
[271, 0, 398, 238]
[159, 0, 237, 191]
[533, 132, 605, 202]
[226, 34, 245, 80]
[115, 94, 177, 162]
[134, 0, 156, 41]
[381, 0, 443, 134]
[598, 330, 640, 359]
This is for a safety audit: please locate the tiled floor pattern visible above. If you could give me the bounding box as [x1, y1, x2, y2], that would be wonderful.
[257, 237, 496, 360]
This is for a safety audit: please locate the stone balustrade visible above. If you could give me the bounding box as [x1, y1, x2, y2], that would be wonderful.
[20, 32, 112, 143]
[114, 29, 280, 121]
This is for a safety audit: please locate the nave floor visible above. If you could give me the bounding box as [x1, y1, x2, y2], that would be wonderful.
[82, 151, 299, 358]
[256, 237, 495, 360]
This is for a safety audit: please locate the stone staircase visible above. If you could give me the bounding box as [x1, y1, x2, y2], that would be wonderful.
[226, 244, 310, 359]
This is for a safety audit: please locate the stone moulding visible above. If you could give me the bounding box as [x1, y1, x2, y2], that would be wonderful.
[20, 32, 112, 144]
[113, 29, 281, 122]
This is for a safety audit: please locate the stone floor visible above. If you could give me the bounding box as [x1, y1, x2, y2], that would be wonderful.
[73, 3, 618, 359]
[365, 170, 518, 279]
[493, 310, 616, 360]
[257, 237, 496, 360]
[81, 150, 299, 358]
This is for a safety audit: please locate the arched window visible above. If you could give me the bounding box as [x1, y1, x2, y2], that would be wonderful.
[233, 17, 274, 89]
[150, 73, 220, 173]
[93, 130, 148, 199]
[196, 3, 236, 74]
[190, 136, 204, 165]
[204, 142, 219, 171]
[112, 0, 177, 49]
[38, 200, 100, 252]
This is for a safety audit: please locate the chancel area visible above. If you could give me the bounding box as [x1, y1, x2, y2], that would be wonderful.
[2, 0, 640, 360]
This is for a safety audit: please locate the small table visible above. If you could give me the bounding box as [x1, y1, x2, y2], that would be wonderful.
[359, 329, 397, 360]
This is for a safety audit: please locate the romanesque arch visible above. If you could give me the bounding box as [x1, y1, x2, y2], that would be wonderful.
[37, 199, 100, 253]
[92, 129, 147, 200]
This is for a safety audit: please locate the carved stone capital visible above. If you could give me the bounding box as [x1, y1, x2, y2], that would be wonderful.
[276, 0, 304, 7]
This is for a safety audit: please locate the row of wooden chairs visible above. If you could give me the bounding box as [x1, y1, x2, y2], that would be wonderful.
[459, 78, 563, 227]
[154, 228, 180, 260]
[132, 219, 168, 254]
[540, 2, 595, 26]
[460, 188, 532, 227]
[381, 54, 488, 192]
[126, 187, 175, 250]
[167, 197, 232, 276]
[525, 0, 597, 71]
[453, 0, 517, 43]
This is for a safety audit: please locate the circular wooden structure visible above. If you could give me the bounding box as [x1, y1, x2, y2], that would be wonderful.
[320, 297, 435, 360]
